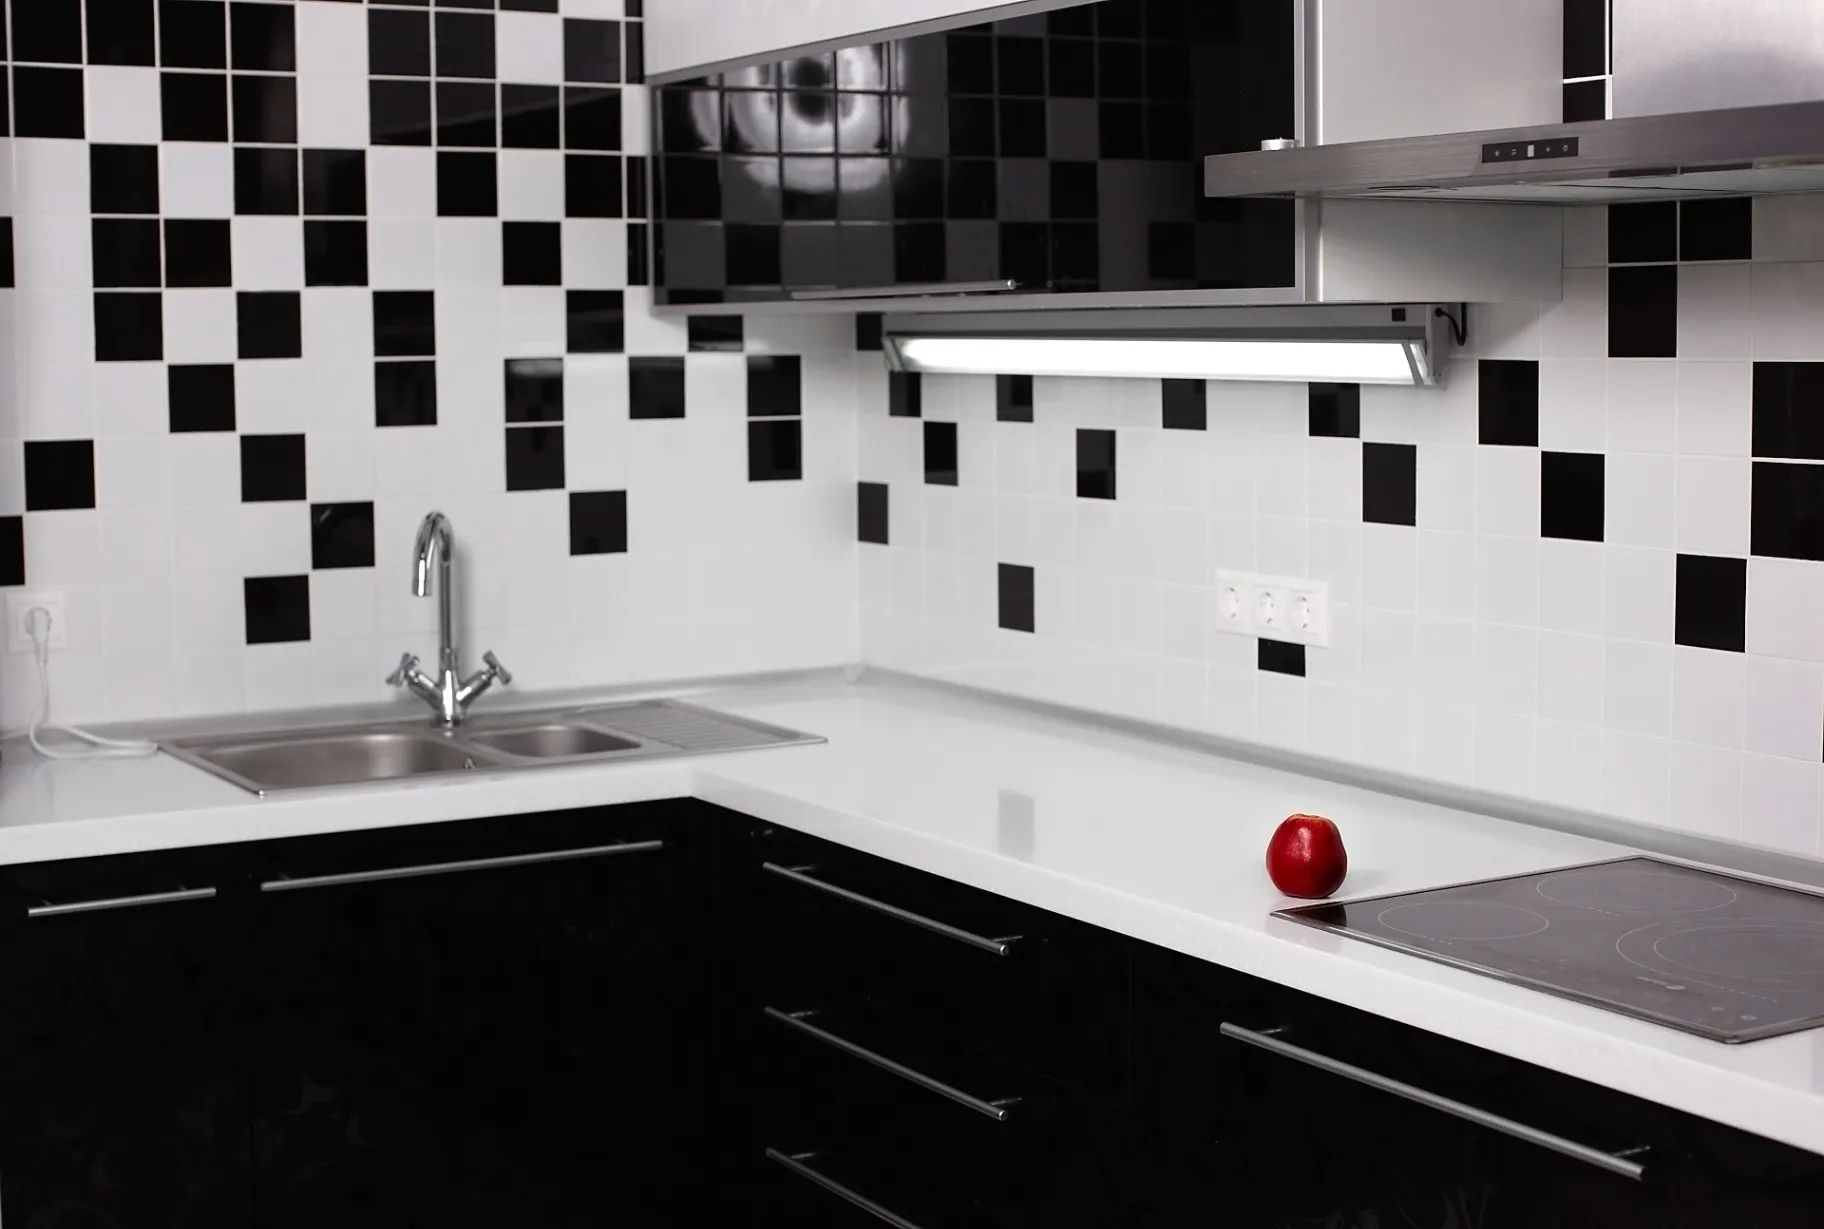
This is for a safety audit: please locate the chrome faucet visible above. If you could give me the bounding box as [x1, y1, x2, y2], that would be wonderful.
[386, 511, 512, 727]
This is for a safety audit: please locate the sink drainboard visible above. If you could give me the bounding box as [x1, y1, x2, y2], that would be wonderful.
[583, 702, 797, 753]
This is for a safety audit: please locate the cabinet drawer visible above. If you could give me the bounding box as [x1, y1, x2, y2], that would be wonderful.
[735, 823, 1128, 1102]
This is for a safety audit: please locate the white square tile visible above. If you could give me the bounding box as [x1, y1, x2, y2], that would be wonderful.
[1563, 205, 1607, 267]
[499, 288, 567, 357]
[231, 217, 306, 290]
[1668, 743, 1742, 840]
[1755, 195, 1824, 263]
[1305, 436, 1358, 523]
[622, 84, 650, 156]
[435, 219, 503, 287]
[744, 314, 853, 355]
[301, 287, 374, 363]
[1602, 730, 1671, 825]
[1474, 709, 1536, 797]
[1537, 358, 1607, 452]
[1539, 267, 1606, 359]
[310, 568, 378, 641]
[1413, 615, 1474, 703]
[1415, 699, 1477, 787]
[246, 643, 315, 712]
[1468, 302, 1542, 360]
[1359, 606, 1417, 693]
[13, 215, 90, 290]
[498, 150, 567, 221]
[1536, 719, 1605, 809]
[1306, 519, 1359, 605]
[1475, 535, 1537, 626]
[1358, 522, 1415, 610]
[1740, 754, 1820, 855]
[1476, 446, 1539, 537]
[169, 508, 241, 582]
[93, 361, 171, 437]
[164, 290, 241, 364]
[1537, 630, 1603, 724]
[1747, 556, 1824, 663]
[161, 144, 235, 218]
[1415, 442, 1475, 531]
[1744, 654, 1824, 760]
[238, 503, 312, 575]
[296, 1, 368, 77]
[563, 218, 629, 288]
[1674, 456, 1751, 556]
[567, 352, 630, 424]
[0, 443, 23, 516]
[1671, 645, 1746, 748]
[314, 639, 385, 705]
[101, 579, 173, 653]
[1255, 671, 1308, 749]
[1358, 383, 1420, 445]
[94, 435, 170, 507]
[1359, 688, 1416, 771]
[1603, 545, 1675, 643]
[23, 510, 101, 584]
[497, 11, 566, 82]
[15, 293, 95, 436]
[297, 75, 370, 148]
[368, 149, 439, 220]
[1753, 262, 1824, 359]
[1413, 529, 1475, 619]
[98, 506, 171, 580]
[305, 432, 377, 502]
[1677, 263, 1754, 359]
[13, 140, 88, 215]
[237, 361, 311, 433]
[1677, 361, 1752, 457]
[1307, 683, 1362, 762]
[173, 648, 246, 716]
[1256, 515, 1306, 577]
[1607, 359, 1678, 453]
[1603, 638, 1673, 736]
[86, 67, 163, 143]
[1604, 453, 1675, 548]
[366, 219, 438, 289]
[309, 355, 376, 430]
[1536, 537, 1605, 634]
[167, 433, 241, 506]
[561, 0, 624, 15]
[1253, 432, 1308, 517]
[1476, 623, 1537, 714]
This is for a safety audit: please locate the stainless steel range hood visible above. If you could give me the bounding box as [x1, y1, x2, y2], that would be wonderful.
[1204, 100, 1824, 204]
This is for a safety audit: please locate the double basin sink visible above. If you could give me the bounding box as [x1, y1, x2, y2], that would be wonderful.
[162, 700, 821, 795]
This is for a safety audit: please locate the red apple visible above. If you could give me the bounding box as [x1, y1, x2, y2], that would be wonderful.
[1266, 813, 1348, 899]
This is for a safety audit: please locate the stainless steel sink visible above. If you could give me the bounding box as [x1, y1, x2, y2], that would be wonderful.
[161, 699, 820, 795]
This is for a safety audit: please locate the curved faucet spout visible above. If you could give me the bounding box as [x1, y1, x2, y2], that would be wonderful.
[391, 511, 511, 728]
[412, 511, 452, 598]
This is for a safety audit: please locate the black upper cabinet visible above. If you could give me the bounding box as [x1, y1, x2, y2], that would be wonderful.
[651, 0, 1296, 305]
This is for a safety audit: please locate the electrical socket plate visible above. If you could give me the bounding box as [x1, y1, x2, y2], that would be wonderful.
[1214, 571, 1329, 648]
[7, 592, 67, 654]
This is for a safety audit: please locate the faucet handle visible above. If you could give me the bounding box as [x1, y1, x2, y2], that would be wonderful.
[482, 651, 513, 685]
[386, 652, 421, 687]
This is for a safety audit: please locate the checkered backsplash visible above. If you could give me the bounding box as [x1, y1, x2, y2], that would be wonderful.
[0, 0, 864, 725]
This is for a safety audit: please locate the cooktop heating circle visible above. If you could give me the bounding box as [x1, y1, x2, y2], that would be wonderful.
[1378, 900, 1552, 942]
[1535, 867, 1739, 913]
[1622, 918, 1824, 986]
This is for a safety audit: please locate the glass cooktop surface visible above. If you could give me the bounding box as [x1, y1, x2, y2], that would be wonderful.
[1276, 857, 1824, 1043]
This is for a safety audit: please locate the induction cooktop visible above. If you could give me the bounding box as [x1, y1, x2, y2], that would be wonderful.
[1276, 857, 1824, 1043]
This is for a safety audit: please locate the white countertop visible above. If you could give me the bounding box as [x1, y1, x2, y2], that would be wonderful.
[4, 674, 1824, 1157]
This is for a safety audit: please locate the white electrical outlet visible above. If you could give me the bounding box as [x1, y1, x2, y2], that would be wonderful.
[7, 592, 68, 653]
[1215, 571, 1254, 636]
[1253, 580, 1289, 632]
[1212, 571, 1330, 648]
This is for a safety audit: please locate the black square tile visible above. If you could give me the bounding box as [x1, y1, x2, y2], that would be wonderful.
[303, 149, 367, 216]
[748, 355, 801, 417]
[502, 0, 558, 8]
[1541, 451, 1605, 542]
[629, 356, 684, 418]
[14, 67, 84, 138]
[1609, 265, 1679, 358]
[237, 291, 302, 359]
[1675, 554, 1747, 653]
[161, 0, 226, 68]
[689, 316, 743, 352]
[232, 74, 297, 143]
[90, 145, 160, 214]
[564, 18, 620, 83]
[1564, 0, 1606, 77]
[437, 151, 497, 216]
[305, 221, 368, 287]
[161, 71, 228, 141]
[1362, 442, 1416, 526]
[245, 575, 310, 644]
[1562, 79, 1605, 122]
[1609, 202, 1677, 264]
[311, 501, 375, 570]
[371, 80, 432, 145]
[436, 12, 495, 78]
[947, 33, 993, 94]
[164, 219, 232, 287]
[1048, 39, 1094, 97]
[1478, 360, 1540, 446]
[502, 83, 560, 148]
[87, 0, 157, 66]
[374, 290, 435, 358]
[505, 357, 563, 423]
[565, 152, 621, 217]
[627, 222, 648, 285]
[0, 516, 23, 587]
[889, 370, 921, 418]
[0, 225, 13, 288]
[1259, 639, 1306, 677]
[15, 0, 83, 63]
[234, 146, 299, 214]
[506, 425, 565, 490]
[998, 563, 1034, 633]
[92, 218, 162, 288]
[168, 364, 235, 431]
[1309, 382, 1361, 438]
[230, 1, 293, 71]
[660, 155, 721, 218]
[569, 490, 627, 555]
[997, 373, 1034, 423]
[998, 98, 1046, 159]
[566, 290, 624, 353]
[23, 440, 96, 511]
[502, 221, 561, 285]
[858, 481, 888, 545]
[748, 419, 802, 481]
[624, 15, 642, 83]
[1751, 461, 1824, 562]
[1752, 361, 1824, 460]
[564, 86, 621, 151]
[924, 420, 958, 486]
[240, 433, 306, 501]
[437, 80, 496, 147]
[368, 8, 430, 76]
[727, 224, 780, 285]
[94, 292, 163, 360]
[1076, 427, 1114, 499]
[1680, 198, 1752, 262]
[375, 359, 438, 426]
[947, 158, 995, 219]
[855, 313, 883, 352]
[1163, 378, 1207, 430]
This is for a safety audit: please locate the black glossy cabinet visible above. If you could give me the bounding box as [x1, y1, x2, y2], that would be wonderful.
[651, 0, 1296, 305]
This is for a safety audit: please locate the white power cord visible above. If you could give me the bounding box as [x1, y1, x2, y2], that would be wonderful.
[24, 606, 158, 761]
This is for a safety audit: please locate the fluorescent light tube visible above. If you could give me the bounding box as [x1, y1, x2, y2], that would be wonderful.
[893, 336, 1425, 385]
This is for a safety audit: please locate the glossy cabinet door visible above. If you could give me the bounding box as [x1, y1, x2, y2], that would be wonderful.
[246, 805, 710, 1229]
[0, 849, 253, 1228]
[652, 0, 1295, 306]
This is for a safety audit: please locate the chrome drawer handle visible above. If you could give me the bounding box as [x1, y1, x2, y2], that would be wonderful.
[765, 1149, 927, 1229]
[789, 279, 1020, 301]
[261, 840, 664, 892]
[766, 1007, 1019, 1122]
[761, 863, 1019, 957]
[1220, 1023, 1649, 1182]
[28, 886, 217, 918]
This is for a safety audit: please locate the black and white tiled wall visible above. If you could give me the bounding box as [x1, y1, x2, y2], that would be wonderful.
[0, 0, 860, 725]
[857, 199, 1824, 860]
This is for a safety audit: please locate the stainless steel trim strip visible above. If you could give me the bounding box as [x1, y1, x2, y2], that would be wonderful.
[765, 1008, 1017, 1121]
[791, 280, 1020, 301]
[1219, 1023, 1648, 1181]
[760, 862, 1018, 956]
[29, 886, 217, 918]
[764, 1149, 927, 1229]
[260, 841, 665, 892]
